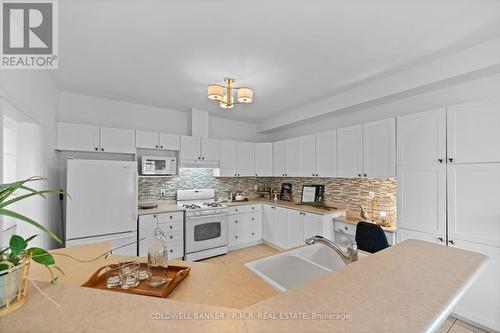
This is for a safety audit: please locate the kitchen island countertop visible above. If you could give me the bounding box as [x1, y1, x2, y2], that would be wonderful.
[0, 240, 486, 333]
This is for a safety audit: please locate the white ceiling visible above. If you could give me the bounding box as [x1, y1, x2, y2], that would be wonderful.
[51, 0, 500, 123]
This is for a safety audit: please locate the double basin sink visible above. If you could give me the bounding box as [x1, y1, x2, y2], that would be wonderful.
[245, 243, 357, 292]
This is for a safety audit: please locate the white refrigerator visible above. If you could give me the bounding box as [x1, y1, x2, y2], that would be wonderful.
[65, 159, 138, 256]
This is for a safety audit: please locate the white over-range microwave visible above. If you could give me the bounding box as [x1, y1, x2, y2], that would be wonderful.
[141, 156, 177, 175]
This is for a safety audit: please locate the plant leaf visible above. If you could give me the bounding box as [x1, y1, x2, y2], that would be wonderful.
[53, 265, 65, 276]
[0, 208, 61, 243]
[9, 235, 27, 255]
[0, 263, 9, 272]
[0, 189, 68, 209]
[28, 247, 55, 266]
[25, 234, 38, 243]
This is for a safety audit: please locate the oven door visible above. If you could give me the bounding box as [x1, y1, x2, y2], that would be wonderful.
[185, 214, 228, 254]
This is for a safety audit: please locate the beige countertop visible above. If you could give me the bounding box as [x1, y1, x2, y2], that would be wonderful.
[334, 215, 397, 232]
[225, 198, 348, 216]
[0, 240, 486, 333]
[138, 201, 185, 215]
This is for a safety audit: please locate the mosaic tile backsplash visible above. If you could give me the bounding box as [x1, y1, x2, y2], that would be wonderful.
[138, 168, 397, 217]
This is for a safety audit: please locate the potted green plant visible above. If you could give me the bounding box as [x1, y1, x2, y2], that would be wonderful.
[0, 177, 65, 316]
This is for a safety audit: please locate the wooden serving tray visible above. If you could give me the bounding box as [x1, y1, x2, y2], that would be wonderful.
[81, 262, 190, 298]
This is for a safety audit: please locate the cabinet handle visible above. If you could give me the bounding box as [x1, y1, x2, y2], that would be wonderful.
[235, 236, 238, 239]
[252, 218, 254, 221]
[438, 237, 444, 243]
[312, 173, 315, 176]
[161, 146, 164, 149]
[344, 227, 348, 231]
[202, 157, 205, 160]
[155, 145, 158, 148]
[169, 235, 173, 239]
[449, 240, 455, 245]
[153, 214, 157, 218]
[169, 225, 173, 229]
[198, 157, 201, 160]
[101, 148, 104, 152]
[438, 159, 443, 163]
[363, 173, 367, 177]
[448, 158, 454, 163]
[94, 147, 98, 151]
[316, 174, 319, 177]
[169, 249, 173, 253]
[235, 220, 238, 223]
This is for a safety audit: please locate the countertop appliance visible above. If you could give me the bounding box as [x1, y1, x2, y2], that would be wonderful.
[177, 189, 228, 261]
[141, 155, 177, 175]
[65, 159, 138, 256]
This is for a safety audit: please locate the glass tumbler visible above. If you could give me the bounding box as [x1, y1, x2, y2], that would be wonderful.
[119, 262, 140, 289]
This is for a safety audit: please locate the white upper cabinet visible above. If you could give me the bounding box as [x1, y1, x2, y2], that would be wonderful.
[236, 142, 255, 176]
[57, 122, 100, 152]
[315, 130, 337, 177]
[273, 140, 287, 176]
[363, 118, 396, 178]
[286, 138, 299, 177]
[447, 99, 500, 164]
[135, 130, 159, 149]
[219, 140, 237, 176]
[201, 137, 219, 161]
[447, 163, 500, 247]
[337, 125, 363, 177]
[180, 135, 201, 161]
[254, 143, 273, 177]
[298, 135, 316, 177]
[397, 108, 446, 165]
[99, 127, 136, 154]
[159, 133, 180, 150]
[397, 164, 446, 236]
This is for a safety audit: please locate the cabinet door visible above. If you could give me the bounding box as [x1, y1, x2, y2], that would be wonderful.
[397, 165, 446, 236]
[337, 125, 363, 177]
[315, 130, 337, 177]
[201, 137, 219, 161]
[255, 143, 273, 176]
[219, 140, 237, 176]
[159, 133, 180, 150]
[180, 136, 200, 161]
[249, 211, 262, 240]
[262, 205, 275, 244]
[285, 138, 299, 177]
[397, 108, 446, 165]
[287, 210, 304, 248]
[298, 135, 316, 177]
[273, 141, 287, 176]
[237, 142, 255, 176]
[304, 213, 322, 239]
[395, 228, 445, 245]
[99, 126, 136, 154]
[447, 100, 500, 164]
[363, 118, 396, 178]
[274, 207, 289, 249]
[448, 163, 500, 247]
[451, 240, 500, 332]
[138, 214, 157, 256]
[57, 122, 100, 152]
[136, 130, 159, 149]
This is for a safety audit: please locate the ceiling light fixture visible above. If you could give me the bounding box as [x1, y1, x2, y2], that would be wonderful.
[207, 78, 253, 109]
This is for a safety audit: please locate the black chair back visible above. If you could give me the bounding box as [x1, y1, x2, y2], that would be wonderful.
[355, 221, 389, 253]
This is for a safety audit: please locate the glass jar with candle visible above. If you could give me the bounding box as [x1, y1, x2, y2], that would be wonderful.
[147, 228, 169, 287]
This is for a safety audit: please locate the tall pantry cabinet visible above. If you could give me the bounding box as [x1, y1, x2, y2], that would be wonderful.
[396, 100, 500, 331]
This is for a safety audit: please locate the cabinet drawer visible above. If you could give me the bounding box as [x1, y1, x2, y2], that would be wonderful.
[229, 231, 249, 246]
[157, 220, 182, 232]
[228, 214, 248, 232]
[163, 230, 183, 243]
[248, 204, 261, 212]
[157, 212, 183, 223]
[166, 241, 183, 260]
[334, 221, 356, 236]
[228, 205, 249, 214]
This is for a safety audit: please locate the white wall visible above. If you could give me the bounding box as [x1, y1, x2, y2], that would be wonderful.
[58, 92, 268, 142]
[0, 70, 61, 249]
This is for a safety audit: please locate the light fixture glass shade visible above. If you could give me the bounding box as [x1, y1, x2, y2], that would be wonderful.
[207, 84, 224, 101]
[237, 87, 253, 103]
[219, 95, 234, 109]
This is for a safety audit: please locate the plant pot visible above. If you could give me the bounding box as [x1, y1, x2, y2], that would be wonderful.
[0, 259, 30, 317]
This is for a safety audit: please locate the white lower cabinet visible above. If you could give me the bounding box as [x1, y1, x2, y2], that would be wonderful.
[395, 228, 445, 245]
[262, 205, 276, 244]
[138, 212, 184, 259]
[228, 205, 262, 249]
[274, 207, 289, 249]
[450, 239, 500, 332]
[287, 210, 305, 248]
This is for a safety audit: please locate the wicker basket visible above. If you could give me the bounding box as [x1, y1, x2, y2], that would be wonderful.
[0, 257, 31, 317]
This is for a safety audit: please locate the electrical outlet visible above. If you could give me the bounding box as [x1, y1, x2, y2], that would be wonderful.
[368, 191, 375, 199]
[160, 189, 168, 196]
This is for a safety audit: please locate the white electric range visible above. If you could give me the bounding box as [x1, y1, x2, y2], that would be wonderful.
[177, 189, 229, 261]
